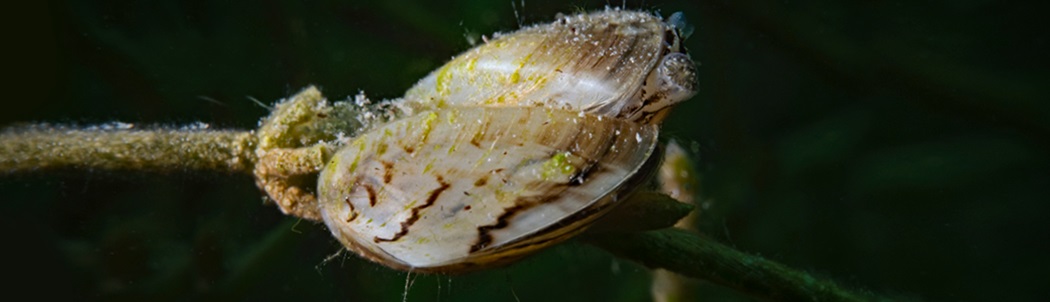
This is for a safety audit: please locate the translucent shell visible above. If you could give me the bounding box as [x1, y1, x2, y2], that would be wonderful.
[319, 106, 658, 272]
[403, 9, 696, 123]
[317, 9, 697, 273]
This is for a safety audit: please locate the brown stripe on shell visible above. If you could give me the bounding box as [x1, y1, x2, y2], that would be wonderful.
[474, 175, 488, 187]
[568, 159, 601, 186]
[374, 175, 451, 243]
[470, 203, 525, 253]
[362, 183, 377, 207]
[344, 197, 358, 222]
[469, 192, 565, 253]
[381, 160, 394, 184]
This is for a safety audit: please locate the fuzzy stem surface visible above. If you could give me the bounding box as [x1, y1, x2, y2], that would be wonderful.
[1, 125, 256, 174]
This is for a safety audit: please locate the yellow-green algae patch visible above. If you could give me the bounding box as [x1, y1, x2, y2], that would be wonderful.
[420, 112, 439, 143]
[541, 151, 577, 181]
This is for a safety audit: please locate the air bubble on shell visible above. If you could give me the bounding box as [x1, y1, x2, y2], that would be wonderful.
[85, 122, 136, 131]
[353, 91, 372, 107]
[181, 122, 210, 130]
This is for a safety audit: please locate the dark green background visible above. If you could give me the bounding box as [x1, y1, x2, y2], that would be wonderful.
[3, 0, 1047, 301]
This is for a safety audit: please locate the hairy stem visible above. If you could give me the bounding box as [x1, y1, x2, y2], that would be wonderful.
[0, 125, 256, 174]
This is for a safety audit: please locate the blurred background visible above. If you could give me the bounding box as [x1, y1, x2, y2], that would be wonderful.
[2, 0, 1047, 300]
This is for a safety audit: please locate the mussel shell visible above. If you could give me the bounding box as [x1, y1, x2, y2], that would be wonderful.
[318, 106, 658, 272]
[403, 10, 680, 120]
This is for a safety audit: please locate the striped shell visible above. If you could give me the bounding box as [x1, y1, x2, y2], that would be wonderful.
[318, 9, 697, 273]
[319, 107, 658, 272]
[402, 9, 697, 123]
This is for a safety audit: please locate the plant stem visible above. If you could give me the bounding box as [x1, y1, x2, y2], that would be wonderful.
[650, 140, 701, 302]
[0, 125, 256, 174]
[586, 228, 881, 302]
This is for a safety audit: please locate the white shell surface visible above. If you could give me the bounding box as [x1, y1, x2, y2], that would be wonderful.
[316, 9, 697, 273]
[318, 106, 657, 271]
[403, 9, 695, 122]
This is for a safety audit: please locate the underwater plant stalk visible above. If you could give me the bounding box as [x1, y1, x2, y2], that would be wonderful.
[1, 125, 255, 174]
[586, 229, 882, 301]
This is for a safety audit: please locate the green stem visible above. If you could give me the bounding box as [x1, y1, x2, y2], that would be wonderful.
[0, 125, 256, 174]
[586, 228, 883, 302]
